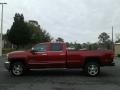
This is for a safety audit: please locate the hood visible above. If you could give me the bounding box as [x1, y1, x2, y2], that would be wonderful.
[7, 50, 30, 58]
[8, 51, 26, 55]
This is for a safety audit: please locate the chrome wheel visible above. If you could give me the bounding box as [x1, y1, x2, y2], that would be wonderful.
[88, 65, 98, 76]
[11, 62, 24, 76]
[85, 62, 100, 76]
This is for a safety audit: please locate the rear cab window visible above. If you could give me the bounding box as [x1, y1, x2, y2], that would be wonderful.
[50, 43, 63, 51]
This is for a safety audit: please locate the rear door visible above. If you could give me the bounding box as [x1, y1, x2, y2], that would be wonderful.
[67, 51, 83, 68]
[47, 43, 66, 68]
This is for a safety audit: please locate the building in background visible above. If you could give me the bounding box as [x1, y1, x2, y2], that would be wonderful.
[114, 43, 120, 56]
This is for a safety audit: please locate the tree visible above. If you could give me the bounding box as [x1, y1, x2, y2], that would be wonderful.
[66, 42, 99, 50]
[7, 13, 32, 47]
[56, 37, 64, 42]
[74, 42, 81, 50]
[98, 32, 110, 43]
[66, 42, 81, 50]
[115, 33, 120, 43]
[41, 30, 52, 42]
[98, 32, 112, 49]
[90, 43, 99, 50]
[27, 21, 42, 44]
[27, 21, 52, 44]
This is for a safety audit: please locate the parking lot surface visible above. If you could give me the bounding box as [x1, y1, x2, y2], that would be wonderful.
[0, 56, 120, 90]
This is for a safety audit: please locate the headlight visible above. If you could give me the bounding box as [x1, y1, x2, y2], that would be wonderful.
[6, 53, 9, 59]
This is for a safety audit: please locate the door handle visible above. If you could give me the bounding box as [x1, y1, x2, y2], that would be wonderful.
[41, 54, 47, 56]
[59, 54, 65, 55]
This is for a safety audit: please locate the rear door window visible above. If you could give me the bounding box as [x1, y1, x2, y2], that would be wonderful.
[51, 43, 63, 51]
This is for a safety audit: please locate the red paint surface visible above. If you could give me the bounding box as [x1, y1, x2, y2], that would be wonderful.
[8, 42, 114, 69]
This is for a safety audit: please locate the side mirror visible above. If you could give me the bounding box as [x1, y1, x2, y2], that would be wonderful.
[30, 48, 37, 53]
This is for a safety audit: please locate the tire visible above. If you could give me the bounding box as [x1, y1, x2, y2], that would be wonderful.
[84, 62, 100, 77]
[10, 62, 25, 76]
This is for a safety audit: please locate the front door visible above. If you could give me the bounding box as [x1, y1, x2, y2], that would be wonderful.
[29, 43, 49, 68]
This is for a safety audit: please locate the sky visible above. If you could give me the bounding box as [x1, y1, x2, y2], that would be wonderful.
[1, 0, 120, 43]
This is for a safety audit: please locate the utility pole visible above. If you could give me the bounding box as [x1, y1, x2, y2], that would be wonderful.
[112, 26, 114, 51]
[112, 26, 113, 43]
[0, 3, 7, 56]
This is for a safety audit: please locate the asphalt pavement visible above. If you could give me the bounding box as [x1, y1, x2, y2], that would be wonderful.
[0, 56, 120, 90]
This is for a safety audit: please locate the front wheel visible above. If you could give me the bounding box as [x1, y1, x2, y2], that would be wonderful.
[10, 62, 24, 76]
[84, 62, 100, 77]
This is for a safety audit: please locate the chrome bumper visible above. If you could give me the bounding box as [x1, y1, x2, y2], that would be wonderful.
[4, 61, 10, 70]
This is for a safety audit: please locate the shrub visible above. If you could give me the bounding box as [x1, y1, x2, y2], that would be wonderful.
[2, 48, 15, 54]
[117, 54, 120, 57]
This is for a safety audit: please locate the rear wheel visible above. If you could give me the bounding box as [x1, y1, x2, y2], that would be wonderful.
[10, 62, 25, 76]
[84, 62, 100, 77]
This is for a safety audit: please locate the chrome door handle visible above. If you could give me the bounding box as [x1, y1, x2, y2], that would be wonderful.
[41, 54, 47, 56]
[59, 54, 65, 55]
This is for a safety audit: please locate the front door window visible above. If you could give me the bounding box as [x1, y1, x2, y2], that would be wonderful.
[32, 44, 47, 52]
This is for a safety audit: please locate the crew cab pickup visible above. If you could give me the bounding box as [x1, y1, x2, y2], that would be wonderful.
[4, 42, 115, 76]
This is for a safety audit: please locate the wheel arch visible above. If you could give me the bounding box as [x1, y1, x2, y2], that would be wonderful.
[9, 58, 27, 69]
[84, 57, 101, 66]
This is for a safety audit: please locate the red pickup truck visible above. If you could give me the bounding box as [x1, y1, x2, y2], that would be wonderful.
[4, 42, 115, 76]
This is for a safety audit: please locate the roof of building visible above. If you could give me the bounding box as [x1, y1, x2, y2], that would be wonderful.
[115, 43, 120, 45]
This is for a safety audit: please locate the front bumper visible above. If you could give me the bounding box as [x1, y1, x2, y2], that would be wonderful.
[4, 61, 10, 70]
